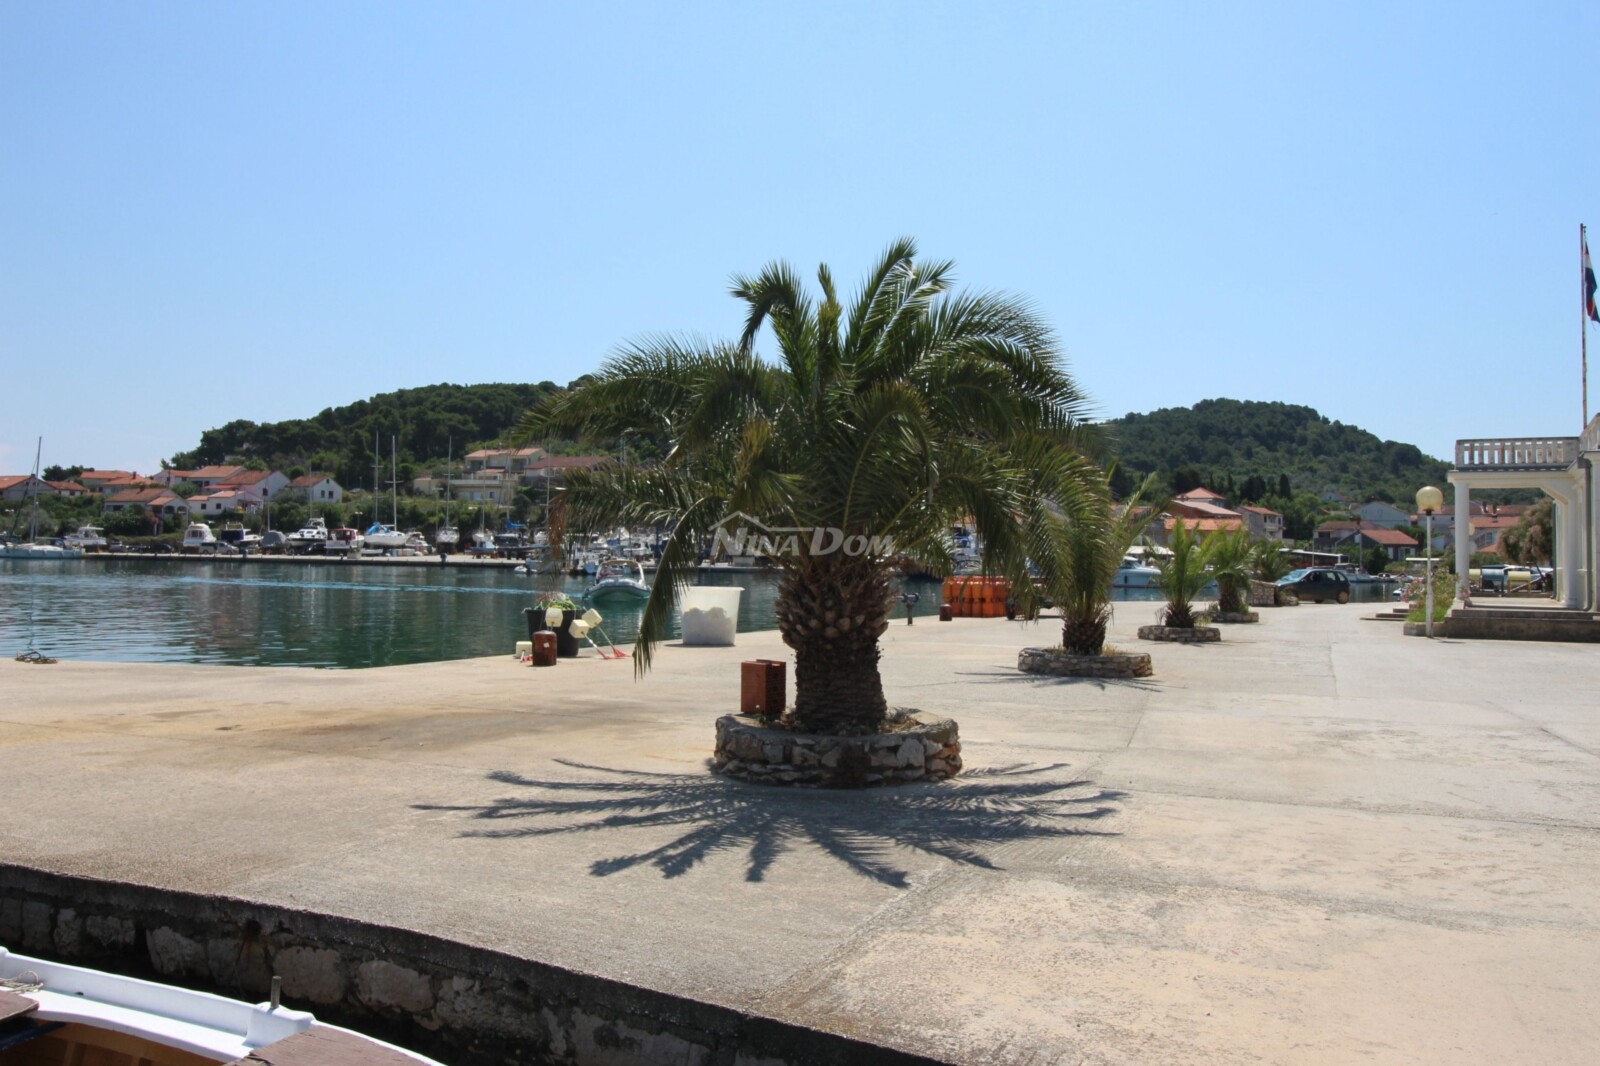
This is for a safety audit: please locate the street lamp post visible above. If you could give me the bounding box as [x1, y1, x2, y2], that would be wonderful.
[1416, 485, 1444, 638]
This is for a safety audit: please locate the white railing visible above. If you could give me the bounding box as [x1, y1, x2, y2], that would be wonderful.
[1454, 437, 1577, 470]
[1582, 413, 1600, 455]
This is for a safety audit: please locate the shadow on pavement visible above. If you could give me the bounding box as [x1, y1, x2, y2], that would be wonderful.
[416, 762, 1123, 887]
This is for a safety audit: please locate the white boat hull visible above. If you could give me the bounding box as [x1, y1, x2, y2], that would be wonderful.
[0, 543, 84, 559]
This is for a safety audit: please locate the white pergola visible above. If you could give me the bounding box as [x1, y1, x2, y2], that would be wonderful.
[1447, 415, 1600, 610]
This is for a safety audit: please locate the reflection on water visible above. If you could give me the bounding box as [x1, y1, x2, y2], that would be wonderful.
[0, 560, 778, 669]
[1, 561, 1398, 670]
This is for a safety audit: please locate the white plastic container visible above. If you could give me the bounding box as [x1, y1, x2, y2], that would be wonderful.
[679, 586, 743, 646]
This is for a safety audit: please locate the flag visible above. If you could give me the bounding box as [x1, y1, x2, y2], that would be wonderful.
[1586, 231, 1600, 323]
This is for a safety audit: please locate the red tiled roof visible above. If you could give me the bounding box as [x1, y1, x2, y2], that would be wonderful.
[1171, 500, 1241, 519]
[1359, 528, 1419, 547]
[190, 465, 246, 479]
[1163, 517, 1244, 533]
[0, 475, 33, 491]
[106, 488, 172, 504]
[1175, 487, 1226, 501]
[290, 473, 336, 488]
[531, 455, 612, 471]
[1239, 505, 1282, 516]
[219, 469, 272, 486]
[47, 481, 86, 493]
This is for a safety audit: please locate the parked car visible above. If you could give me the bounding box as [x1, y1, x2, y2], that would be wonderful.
[1277, 567, 1351, 604]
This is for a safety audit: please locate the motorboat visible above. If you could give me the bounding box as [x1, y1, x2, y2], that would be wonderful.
[324, 526, 363, 555]
[63, 525, 108, 552]
[181, 523, 218, 553]
[1111, 553, 1161, 588]
[0, 944, 444, 1065]
[435, 525, 460, 550]
[0, 438, 85, 560]
[583, 558, 651, 602]
[404, 531, 433, 555]
[216, 523, 261, 553]
[286, 517, 329, 553]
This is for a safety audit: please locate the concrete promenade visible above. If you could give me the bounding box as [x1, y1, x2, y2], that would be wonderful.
[1, 604, 1597, 1064]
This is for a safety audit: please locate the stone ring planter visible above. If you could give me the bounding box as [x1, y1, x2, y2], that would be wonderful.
[1137, 625, 1221, 643]
[1017, 647, 1152, 678]
[713, 710, 961, 788]
[1209, 611, 1260, 624]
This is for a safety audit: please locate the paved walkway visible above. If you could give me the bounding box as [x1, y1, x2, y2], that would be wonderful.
[2, 604, 1597, 1064]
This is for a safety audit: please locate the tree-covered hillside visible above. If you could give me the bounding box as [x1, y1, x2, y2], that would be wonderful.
[1102, 399, 1450, 505]
[169, 382, 565, 489]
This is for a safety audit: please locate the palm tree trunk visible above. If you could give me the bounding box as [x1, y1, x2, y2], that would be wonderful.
[775, 558, 892, 734]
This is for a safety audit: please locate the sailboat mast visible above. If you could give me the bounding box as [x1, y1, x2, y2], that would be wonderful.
[28, 436, 42, 542]
[391, 435, 398, 526]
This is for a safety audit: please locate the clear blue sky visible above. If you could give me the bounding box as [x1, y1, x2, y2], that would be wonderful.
[4, 2, 1598, 479]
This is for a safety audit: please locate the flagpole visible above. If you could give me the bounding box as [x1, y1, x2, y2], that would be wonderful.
[1584, 223, 1589, 428]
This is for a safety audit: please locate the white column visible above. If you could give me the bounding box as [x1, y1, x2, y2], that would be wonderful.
[1561, 491, 1585, 608]
[1453, 479, 1470, 603]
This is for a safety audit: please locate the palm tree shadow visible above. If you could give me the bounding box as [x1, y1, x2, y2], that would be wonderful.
[415, 762, 1123, 888]
[954, 668, 1164, 692]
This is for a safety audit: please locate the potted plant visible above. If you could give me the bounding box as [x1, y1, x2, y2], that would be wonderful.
[525, 591, 581, 657]
[1019, 468, 1163, 678]
[1140, 519, 1222, 643]
[1205, 526, 1259, 622]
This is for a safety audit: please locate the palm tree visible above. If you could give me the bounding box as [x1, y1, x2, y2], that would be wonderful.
[1149, 519, 1214, 628]
[1047, 469, 1163, 655]
[513, 239, 1097, 735]
[1205, 526, 1256, 615]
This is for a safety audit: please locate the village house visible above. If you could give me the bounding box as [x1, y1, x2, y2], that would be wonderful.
[1238, 504, 1285, 541]
[1352, 500, 1411, 528]
[0, 474, 51, 501]
[75, 470, 140, 492]
[102, 487, 189, 518]
[1347, 526, 1419, 563]
[463, 447, 545, 482]
[217, 468, 289, 500]
[187, 489, 260, 517]
[47, 480, 88, 498]
[287, 474, 343, 504]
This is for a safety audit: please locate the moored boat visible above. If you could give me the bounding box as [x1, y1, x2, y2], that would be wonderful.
[0, 439, 84, 560]
[181, 523, 218, 553]
[286, 517, 329, 553]
[63, 525, 108, 552]
[0, 945, 443, 1065]
[583, 557, 651, 602]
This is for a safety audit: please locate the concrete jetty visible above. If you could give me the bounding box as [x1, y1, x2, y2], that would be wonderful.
[1, 604, 1596, 1063]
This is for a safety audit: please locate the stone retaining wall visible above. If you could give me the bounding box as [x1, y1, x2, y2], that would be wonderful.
[1137, 625, 1221, 643]
[1210, 611, 1259, 624]
[1247, 580, 1280, 607]
[714, 712, 961, 787]
[1016, 648, 1152, 678]
[0, 864, 945, 1066]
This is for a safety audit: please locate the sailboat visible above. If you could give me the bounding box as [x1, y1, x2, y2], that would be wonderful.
[364, 434, 408, 550]
[435, 438, 459, 550]
[0, 439, 84, 559]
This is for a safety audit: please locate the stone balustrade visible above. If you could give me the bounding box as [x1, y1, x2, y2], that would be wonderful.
[1454, 437, 1577, 471]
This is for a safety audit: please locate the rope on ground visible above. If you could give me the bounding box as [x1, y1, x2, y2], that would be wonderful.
[14, 649, 57, 664]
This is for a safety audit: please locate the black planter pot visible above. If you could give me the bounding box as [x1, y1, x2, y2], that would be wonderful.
[524, 607, 580, 658]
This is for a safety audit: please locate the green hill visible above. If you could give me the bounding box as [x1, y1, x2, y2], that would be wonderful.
[168, 381, 566, 489]
[1100, 399, 1454, 536]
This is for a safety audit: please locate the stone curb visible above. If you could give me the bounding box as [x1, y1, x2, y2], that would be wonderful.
[1137, 625, 1222, 643]
[1016, 647, 1153, 678]
[713, 712, 962, 787]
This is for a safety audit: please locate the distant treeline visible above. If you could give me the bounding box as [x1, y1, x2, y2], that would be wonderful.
[166, 382, 569, 490]
[1102, 398, 1452, 506]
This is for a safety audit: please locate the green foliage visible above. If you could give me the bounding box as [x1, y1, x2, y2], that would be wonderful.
[520, 238, 1097, 732]
[1363, 547, 1391, 575]
[1045, 469, 1165, 655]
[1204, 527, 1255, 614]
[1499, 499, 1553, 566]
[1150, 520, 1215, 627]
[1404, 563, 1455, 623]
[168, 382, 567, 489]
[1251, 539, 1291, 582]
[1104, 398, 1450, 504]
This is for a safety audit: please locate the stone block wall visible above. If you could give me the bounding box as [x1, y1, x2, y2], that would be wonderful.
[1016, 648, 1152, 678]
[714, 713, 961, 787]
[0, 864, 944, 1066]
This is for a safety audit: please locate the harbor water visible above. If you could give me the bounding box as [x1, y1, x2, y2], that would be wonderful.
[1, 560, 1397, 669]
